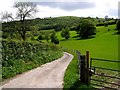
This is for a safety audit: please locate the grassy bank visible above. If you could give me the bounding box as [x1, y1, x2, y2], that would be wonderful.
[63, 49, 79, 89]
[63, 49, 94, 89]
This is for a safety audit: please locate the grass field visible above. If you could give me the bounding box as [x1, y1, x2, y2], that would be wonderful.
[57, 25, 119, 69]
[61, 25, 119, 89]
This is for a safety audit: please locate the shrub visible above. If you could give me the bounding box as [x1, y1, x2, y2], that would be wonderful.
[116, 20, 120, 33]
[50, 31, 59, 44]
[2, 40, 63, 80]
[61, 28, 70, 39]
[53, 37, 59, 44]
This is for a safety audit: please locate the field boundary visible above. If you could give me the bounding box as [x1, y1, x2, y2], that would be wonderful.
[90, 58, 120, 89]
[63, 47, 120, 89]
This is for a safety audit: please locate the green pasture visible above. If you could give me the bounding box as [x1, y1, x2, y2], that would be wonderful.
[57, 25, 119, 69]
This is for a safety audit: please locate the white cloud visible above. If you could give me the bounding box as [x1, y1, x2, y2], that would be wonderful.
[36, 0, 119, 18]
[36, 5, 70, 18]
[0, 0, 119, 19]
[90, 0, 119, 18]
[0, 0, 14, 12]
[0, 0, 17, 20]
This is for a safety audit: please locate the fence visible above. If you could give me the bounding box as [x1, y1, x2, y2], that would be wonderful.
[62, 47, 120, 89]
[90, 58, 120, 89]
[76, 50, 90, 86]
[76, 50, 120, 89]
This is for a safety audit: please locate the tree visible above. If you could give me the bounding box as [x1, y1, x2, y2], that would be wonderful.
[50, 31, 59, 44]
[61, 28, 70, 39]
[116, 20, 120, 33]
[78, 19, 96, 38]
[14, 2, 38, 40]
[75, 24, 81, 34]
[14, 2, 38, 21]
[1, 2, 38, 40]
[1, 11, 14, 22]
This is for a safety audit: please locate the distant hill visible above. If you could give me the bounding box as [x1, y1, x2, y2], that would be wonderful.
[2, 16, 116, 32]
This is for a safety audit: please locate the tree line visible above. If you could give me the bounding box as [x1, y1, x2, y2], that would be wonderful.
[1, 2, 120, 42]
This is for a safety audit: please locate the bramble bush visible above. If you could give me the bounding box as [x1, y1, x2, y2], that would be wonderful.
[2, 40, 63, 80]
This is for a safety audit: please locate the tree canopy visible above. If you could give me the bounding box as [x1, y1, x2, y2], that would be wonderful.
[61, 28, 70, 39]
[116, 20, 120, 33]
[78, 19, 96, 38]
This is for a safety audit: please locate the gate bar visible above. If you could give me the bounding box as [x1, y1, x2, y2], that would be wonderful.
[91, 66, 120, 72]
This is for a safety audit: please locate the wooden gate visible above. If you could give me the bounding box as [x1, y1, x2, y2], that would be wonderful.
[90, 58, 120, 89]
[77, 51, 120, 89]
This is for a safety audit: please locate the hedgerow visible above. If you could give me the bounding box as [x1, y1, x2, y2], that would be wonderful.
[2, 40, 63, 80]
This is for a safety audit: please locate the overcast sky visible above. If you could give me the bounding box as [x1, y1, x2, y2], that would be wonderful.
[0, 0, 119, 19]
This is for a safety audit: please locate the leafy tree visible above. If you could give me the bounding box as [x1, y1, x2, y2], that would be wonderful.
[75, 24, 81, 34]
[50, 31, 59, 44]
[78, 19, 96, 38]
[116, 20, 120, 33]
[61, 28, 70, 39]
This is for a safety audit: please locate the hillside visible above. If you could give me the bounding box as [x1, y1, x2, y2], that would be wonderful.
[2, 16, 116, 32]
[57, 25, 118, 61]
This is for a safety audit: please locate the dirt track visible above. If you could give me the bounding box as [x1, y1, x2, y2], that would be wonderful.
[1, 52, 73, 89]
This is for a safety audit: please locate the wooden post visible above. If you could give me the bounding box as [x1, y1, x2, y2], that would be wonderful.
[80, 55, 86, 83]
[86, 51, 90, 85]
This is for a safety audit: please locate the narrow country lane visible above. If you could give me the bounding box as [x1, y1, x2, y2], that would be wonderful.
[1, 52, 73, 89]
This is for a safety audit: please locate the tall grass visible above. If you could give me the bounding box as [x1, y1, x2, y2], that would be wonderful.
[63, 49, 79, 89]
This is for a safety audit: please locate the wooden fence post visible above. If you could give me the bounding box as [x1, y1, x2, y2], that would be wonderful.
[76, 50, 90, 85]
[86, 51, 90, 85]
[80, 55, 86, 83]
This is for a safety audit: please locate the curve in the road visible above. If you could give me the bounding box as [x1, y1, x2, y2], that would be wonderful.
[1, 52, 73, 89]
